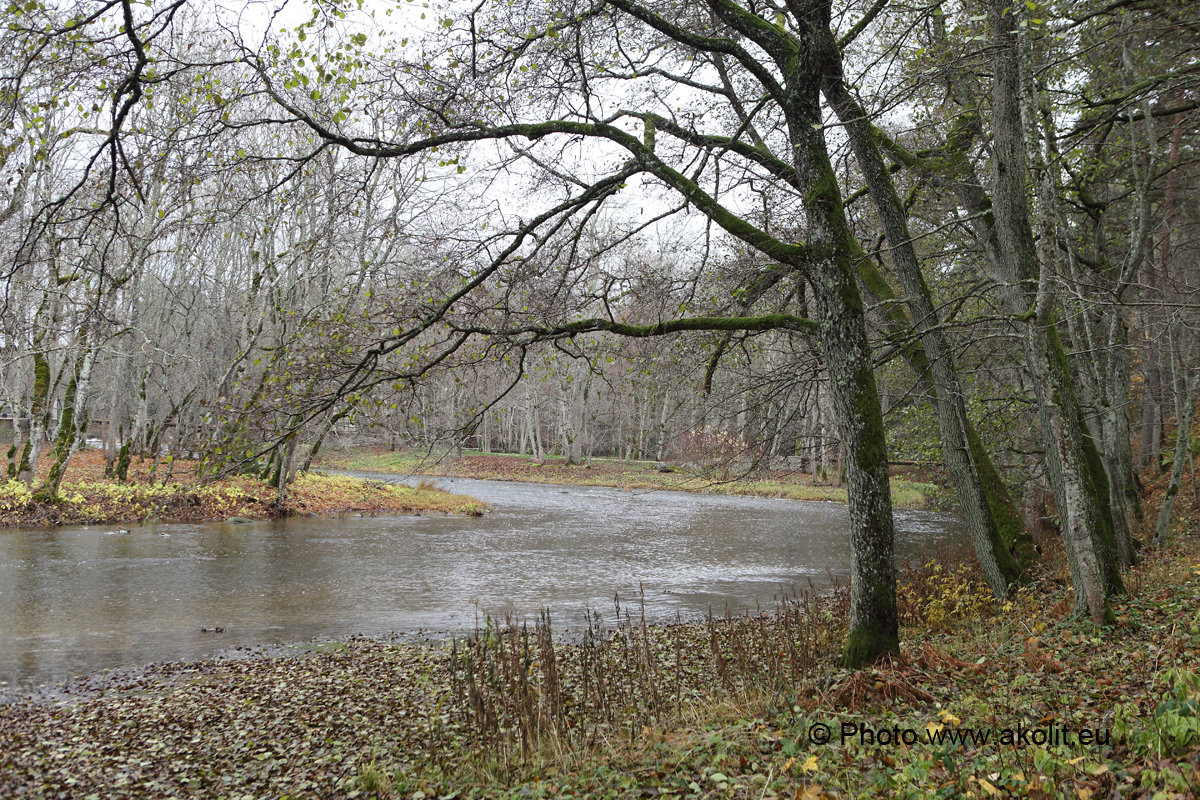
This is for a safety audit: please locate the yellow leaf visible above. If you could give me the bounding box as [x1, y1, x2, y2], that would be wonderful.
[1088, 763, 1109, 776]
[801, 754, 819, 774]
[979, 777, 1002, 797]
[1076, 788, 1093, 800]
[938, 709, 961, 725]
[926, 722, 945, 735]
[1067, 756, 1086, 766]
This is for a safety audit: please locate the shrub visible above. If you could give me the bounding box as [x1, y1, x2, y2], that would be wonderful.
[897, 559, 994, 629]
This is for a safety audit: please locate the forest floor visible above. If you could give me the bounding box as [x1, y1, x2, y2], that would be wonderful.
[0, 450, 490, 527]
[1, 471, 1198, 797]
[318, 447, 941, 509]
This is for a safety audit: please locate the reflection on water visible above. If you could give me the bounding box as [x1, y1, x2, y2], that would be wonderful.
[0, 476, 963, 688]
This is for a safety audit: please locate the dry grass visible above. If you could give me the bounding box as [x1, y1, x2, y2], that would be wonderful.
[1, 450, 488, 526]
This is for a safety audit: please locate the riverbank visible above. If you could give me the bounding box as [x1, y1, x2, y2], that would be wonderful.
[318, 447, 942, 509]
[0, 451, 489, 527]
[2, 521, 1196, 797]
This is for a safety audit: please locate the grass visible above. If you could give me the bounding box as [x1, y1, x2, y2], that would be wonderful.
[0, 450, 489, 526]
[319, 447, 941, 509]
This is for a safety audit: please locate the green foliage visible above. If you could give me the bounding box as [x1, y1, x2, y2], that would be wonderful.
[884, 401, 942, 464]
[1116, 668, 1200, 760]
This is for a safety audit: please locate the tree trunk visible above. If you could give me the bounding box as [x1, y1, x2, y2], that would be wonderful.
[532, 404, 544, 463]
[986, 0, 1120, 622]
[1154, 373, 1198, 545]
[636, 394, 647, 461]
[655, 391, 670, 462]
[825, 68, 1032, 594]
[817, 263, 898, 666]
[277, 432, 299, 505]
[7, 417, 30, 481]
[780, 63, 898, 665]
[301, 407, 351, 473]
[1099, 359, 1140, 568]
[1030, 326, 1117, 622]
[19, 351, 51, 486]
[34, 344, 94, 504]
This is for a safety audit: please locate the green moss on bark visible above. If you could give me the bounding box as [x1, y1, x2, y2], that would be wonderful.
[966, 422, 1036, 581]
[838, 621, 900, 668]
[1077, 408, 1125, 596]
[115, 441, 132, 483]
[1046, 325, 1124, 598]
[33, 372, 79, 504]
[31, 353, 50, 413]
[15, 441, 32, 478]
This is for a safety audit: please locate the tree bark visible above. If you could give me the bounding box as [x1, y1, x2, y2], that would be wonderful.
[824, 66, 1032, 595]
[987, 0, 1120, 622]
[34, 342, 94, 504]
[1155, 373, 1198, 545]
[781, 44, 897, 664]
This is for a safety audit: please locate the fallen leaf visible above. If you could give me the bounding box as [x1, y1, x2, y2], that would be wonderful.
[978, 777, 1001, 797]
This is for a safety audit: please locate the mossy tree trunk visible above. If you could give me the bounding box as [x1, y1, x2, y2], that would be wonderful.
[1098, 343, 1141, 567]
[115, 439, 132, 483]
[275, 434, 298, 507]
[816, 258, 899, 666]
[33, 343, 94, 504]
[809, 209, 900, 668]
[823, 62, 1033, 596]
[988, 0, 1121, 622]
[19, 350, 52, 487]
[781, 33, 898, 667]
[132, 367, 150, 458]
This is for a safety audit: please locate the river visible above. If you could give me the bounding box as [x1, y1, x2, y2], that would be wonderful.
[0, 475, 964, 691]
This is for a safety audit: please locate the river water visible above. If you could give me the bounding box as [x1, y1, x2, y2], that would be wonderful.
[0, 476, 964, 690]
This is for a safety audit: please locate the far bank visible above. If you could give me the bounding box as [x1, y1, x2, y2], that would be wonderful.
[318, 446, 942, 509]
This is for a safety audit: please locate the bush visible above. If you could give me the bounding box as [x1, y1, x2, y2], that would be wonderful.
[897, 559, 994, 629]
